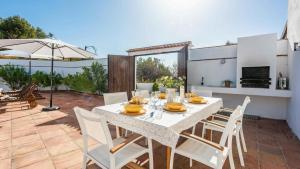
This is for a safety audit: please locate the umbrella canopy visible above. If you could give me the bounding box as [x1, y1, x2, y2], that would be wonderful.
[0, 39, 95, 59]
[0, 39, 95, 111]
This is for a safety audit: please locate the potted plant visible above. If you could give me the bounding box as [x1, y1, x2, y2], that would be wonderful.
[224, 80, 232, 88]
[156, 76, 185, 102]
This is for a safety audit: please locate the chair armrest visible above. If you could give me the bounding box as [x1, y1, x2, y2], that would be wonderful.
[181, 132, 224, 151]
[202, 119, 226, 128]
[110, 134, 143, 154]
[212, 114, 230, 120]
[219, 108, 234, 113]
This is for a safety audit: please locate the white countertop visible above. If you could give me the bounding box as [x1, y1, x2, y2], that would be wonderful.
[190, 85, 292, 98]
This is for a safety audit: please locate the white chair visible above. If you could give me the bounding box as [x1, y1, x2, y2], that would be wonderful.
[74, 107, 154, 169]
[201, 96, 251, 167]
[103, 92, 128, 105]
[132, 90, 150, 98]
[169, 106, 242, 169]
[103, 92, 128, 138]
[191, 89, 213, 97]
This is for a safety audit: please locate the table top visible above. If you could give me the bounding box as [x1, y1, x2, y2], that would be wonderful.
[93, 97, 223, 146]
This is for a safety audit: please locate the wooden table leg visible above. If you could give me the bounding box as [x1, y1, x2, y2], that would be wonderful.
[166, 146, 171, 169]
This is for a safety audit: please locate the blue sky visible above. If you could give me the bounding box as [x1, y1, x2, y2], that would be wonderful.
[1, 0, 287, 58]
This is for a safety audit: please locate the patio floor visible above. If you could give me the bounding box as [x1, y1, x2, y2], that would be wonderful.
[0, 91, 300, 169]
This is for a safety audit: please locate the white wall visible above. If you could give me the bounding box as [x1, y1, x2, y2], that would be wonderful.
[189, 45, 237, 60]
[0, 58, 107, 76]
[214, 93, 289, 120]
[237, 34, 277, 89]
[287, 0, 300, 46]
[287, 50, 300, 138]
[287, 0, 300, 139]
[188, 40, 288, 87]
[188, 59, 237, 87]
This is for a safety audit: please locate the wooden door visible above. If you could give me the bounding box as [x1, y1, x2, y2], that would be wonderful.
[108, 55, 135, 98]
[178, 46, 188, 91]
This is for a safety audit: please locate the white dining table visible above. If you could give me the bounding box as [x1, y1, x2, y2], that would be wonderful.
[92, 97, 223, 169]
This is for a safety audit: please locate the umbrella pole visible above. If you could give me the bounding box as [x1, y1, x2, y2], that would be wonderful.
[29, 55, 31, 83]
[42, 43, 60, 111]
[50, 45, 54, 107]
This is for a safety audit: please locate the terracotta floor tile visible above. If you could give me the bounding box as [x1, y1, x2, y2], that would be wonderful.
[13, 149, 49, 168]
[12, 134, 41, 146]
[43, 134, 71, 147]
[12, 123, 36, 133]
[11, 111, 30, 119]
[39, 129, 66, 140]
[12, 141, 45, 156]
[52, 149, 83, 169]
[35, 124, 61, 134]
[0, 158, 11, 169]
[12, 128, 37, 139]
[0, 148, 10, 160]
[18, 159, 55, 169]
[46, 141, 79, 156]
[0, 139, 11, 149]
[1, 91, 299, 169]
[0, 130, 11, 141]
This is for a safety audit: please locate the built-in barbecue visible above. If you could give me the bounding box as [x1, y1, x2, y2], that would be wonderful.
[240, 66, 271, 88]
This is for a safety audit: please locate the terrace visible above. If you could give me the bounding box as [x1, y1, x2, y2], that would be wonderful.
[0, 91, 300, 169]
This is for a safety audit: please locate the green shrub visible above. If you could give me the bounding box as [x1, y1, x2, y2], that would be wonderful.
[32, 71, 63, 90]
[63, 73, 95, 93]
[63, 62, 107, 95]
[0, 64, 29, 90]
[152, 82, 159, 92]
[32, 71, 50, 87]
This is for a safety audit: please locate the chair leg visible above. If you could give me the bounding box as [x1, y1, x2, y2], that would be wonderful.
[240, 129, 247, 152]
[116, 126, 120, 138]
[82, 155, 87, 169]
[125, 129, 128, 137]
[228, 149, 235, 169]
[189, 158, 193, 168]
[236, 135, 245, 166]
[148, 138, 154, 169]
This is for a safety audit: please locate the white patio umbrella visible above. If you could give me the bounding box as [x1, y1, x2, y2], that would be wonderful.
[0, 39, 95, 111]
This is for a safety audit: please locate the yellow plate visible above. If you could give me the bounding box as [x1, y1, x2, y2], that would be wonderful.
[129, 99, 148, 104]
[121, 109, 146, 116]
[163, 106, 186, 112]
[188, 99, 208, 104]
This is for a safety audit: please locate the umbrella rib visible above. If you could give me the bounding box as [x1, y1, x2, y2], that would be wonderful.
[57, 47, 65, 60]
[31, 45, 45, 55]
[0, 41, 37, 49]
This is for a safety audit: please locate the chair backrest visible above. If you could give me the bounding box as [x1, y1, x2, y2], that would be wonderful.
[74, 107, 113, 150]
[132, 90, 150, 98]
[219, 106, 242, 148]
[191, 89, 212, 97]
[241, 96, 251, 114]
[103, 92, 128, 105]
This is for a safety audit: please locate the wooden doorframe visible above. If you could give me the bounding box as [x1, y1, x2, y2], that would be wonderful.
[107, 44, 189, 96]
[132, 44, 189, 91]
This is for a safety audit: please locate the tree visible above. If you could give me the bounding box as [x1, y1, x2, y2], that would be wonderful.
[0, 16, 48, 39]
[136, 57, 172, 83]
